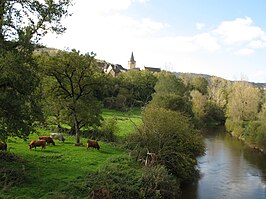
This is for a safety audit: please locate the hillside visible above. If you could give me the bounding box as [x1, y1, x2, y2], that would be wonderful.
[173, 72, 266, 89]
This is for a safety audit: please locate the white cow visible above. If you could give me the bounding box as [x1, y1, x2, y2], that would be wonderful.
[50, 133, 65, 143]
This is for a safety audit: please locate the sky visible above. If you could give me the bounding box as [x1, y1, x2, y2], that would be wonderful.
[41, 0, 266, 83]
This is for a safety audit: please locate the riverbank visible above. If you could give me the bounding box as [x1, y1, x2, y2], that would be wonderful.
[230, 131, 265, 153]
[182, 129, 266, 199]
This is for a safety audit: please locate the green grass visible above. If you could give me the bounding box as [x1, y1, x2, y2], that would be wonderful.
[102, 108, 142, 138]
[0, 108, 142, 199]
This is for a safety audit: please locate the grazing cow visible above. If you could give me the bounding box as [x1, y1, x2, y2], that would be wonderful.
[0, 142, 7, 151]
[39, 136, 55, 146]
[50, 133, 65, 143]
[29, 140, 46, 150]
[86, 140, 100, 150]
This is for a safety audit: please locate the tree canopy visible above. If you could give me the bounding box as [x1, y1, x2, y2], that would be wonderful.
[0, 0, 72, 141]
[37, 50, 104, 144]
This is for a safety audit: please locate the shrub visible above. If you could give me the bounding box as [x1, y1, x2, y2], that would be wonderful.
[255, 124, 266, 151]
[225, 119, 244, 138]
[139, 165, 180, 198]
[243, 121, 261, 144]
[83, 155, 141, 199]
[82, 155, 181, 199]
[127, 106, 205, 184]
[98, 118, 117, 142]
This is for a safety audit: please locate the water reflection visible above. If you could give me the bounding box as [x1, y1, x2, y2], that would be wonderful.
[182, 130, 266, 199]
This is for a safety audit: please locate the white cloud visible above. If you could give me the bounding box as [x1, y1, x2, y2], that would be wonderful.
[71, 0, 132, 16]
[235, 48, 254, 55]
[136, 0, 150, 3]
[41, 4, 266, 82]
[248, 40, 266, 49]
[193, 33, 220, 51]
[213, 17, 265, 44]
[196, 23, 205, 30]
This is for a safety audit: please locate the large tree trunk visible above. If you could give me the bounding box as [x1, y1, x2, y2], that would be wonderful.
[74, 113, 81, 146]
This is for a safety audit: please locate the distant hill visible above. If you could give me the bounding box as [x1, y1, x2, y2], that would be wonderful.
[173, 72, 266, 89]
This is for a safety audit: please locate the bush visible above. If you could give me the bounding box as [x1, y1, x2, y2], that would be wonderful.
[225, 119, 244, 138]
[82, 155, 181, 199]
[83, 155, 141, 199]
[127, 106, 205, 184]
[98, 118, 117, 142]
[243, 121, 261, 144]
[0, 152, 26, 190]
[254, 124, 266, 151]
[139, 165, 180, 198]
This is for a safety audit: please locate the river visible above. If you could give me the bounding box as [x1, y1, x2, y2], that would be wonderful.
[182, 128, 266, 199]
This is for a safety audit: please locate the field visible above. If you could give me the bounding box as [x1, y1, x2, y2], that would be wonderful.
[0, 109, 142, 199]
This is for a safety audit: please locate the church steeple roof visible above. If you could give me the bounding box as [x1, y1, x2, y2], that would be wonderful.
[130, 52, 135, 62]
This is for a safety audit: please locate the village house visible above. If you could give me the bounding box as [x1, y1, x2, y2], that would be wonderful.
[102, 52, 161, 77]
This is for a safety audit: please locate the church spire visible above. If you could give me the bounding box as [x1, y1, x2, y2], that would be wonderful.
[130, 52, 135, 62]
[128, 52, 136, 69]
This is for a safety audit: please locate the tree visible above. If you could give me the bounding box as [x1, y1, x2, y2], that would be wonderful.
[150, 71, 192, 115]
[190, 89, 207, 121]
[226, 81, 260, 121]
[154, 71, 187, 95]
[0, 0, 72, 142]
[191, 76, 208, 95]
[208, 76, 230, 111]
[117, 70, 158, 107]
[37, 50, 103, 145]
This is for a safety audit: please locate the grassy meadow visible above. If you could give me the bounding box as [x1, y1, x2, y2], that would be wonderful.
[0, 109, 142, 199]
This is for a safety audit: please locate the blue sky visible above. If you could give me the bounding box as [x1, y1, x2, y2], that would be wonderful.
[41, 0, 266, 83]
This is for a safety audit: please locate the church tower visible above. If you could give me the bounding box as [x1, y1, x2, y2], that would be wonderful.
[128, 52, 136, 69]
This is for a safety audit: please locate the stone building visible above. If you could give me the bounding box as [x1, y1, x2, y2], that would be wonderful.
[128, 52, 136, 69]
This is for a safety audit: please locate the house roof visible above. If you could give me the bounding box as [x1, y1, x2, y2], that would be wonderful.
[144, 66, 161, 73]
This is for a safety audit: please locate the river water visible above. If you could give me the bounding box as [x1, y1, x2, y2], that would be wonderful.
[182, 129, 266, 199]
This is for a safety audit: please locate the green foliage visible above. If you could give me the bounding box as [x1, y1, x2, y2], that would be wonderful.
[204, 102, 226, 127]
[139, 165, 181, 198]
[0, 0, 72, 43]
[244, 121, 261, 144]
[36, 50, 103, 144]
[242, 120, 266, 151]
[191, 76, 208, 95]
[82, 155, 181, 199]
[149, 93, 193, 115]
[88, 118, 117, 142]
[207, 76, 230, 111]
[150, 71, 192, 116]
[255, 125, 266, 151]
[190, 89, 207, 121]
[0, 0, 71, 141]
[226, 81, 260, 121]
[225, 119, 245, 138]
[128, 106, 205, 184]
[154, 71, 186, 95]
[106, 70, 158, 109]
[83, 155, 141, 199]
[0, 47, 43, 140]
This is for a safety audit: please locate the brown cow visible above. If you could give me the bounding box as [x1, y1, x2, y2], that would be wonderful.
[86, 140, 100, 150]
[29, 140, 46, 150]
[0, 142, 7, 151]
[39, 136, 55, 146]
